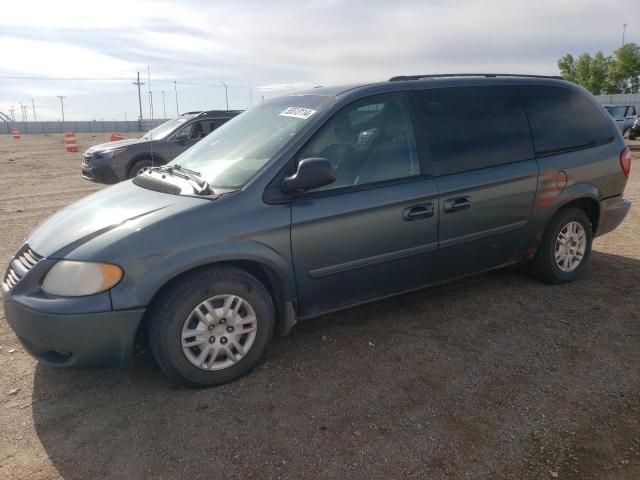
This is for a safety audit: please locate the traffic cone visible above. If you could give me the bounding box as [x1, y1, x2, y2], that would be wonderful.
[12, 128, 20, 139]
[111, 133, 124, 141]
[65, 131, 78, 152]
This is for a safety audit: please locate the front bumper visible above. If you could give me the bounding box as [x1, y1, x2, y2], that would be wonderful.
[596, 195, 631, 237]
[3, 298, 145, 368]
[82, 163, 121, 184]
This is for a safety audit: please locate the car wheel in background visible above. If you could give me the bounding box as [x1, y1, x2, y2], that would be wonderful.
[128, 159, 153, 179]
[530, 207, 593, 284]
[148, 266, 275, 387]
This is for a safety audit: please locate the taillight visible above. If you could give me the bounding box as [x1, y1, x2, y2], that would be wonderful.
[620, 147, 631, 178]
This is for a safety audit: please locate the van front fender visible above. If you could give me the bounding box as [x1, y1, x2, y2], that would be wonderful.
[109, 240, 295, 310]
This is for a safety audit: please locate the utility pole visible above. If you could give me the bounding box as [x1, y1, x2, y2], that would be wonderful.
[31, 98, 37, 122]
[56, 96, 66, 121]
[174, 80, 179, 115]
[9, 106, 15, 121]
[19, 102, 25, 121]
[220, 81, 229, 110]
[133, 71, 145, 120]
[622, 24, 628, 47]
[161, 91, 167, 119]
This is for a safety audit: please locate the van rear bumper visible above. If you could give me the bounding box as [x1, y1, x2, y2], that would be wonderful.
[596, 196, 631, 237]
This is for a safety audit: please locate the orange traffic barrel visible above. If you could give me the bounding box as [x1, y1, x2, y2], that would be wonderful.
[65, 131, 78, 152]
[111, 133, 124, 141]
[12, 128, 20, 139]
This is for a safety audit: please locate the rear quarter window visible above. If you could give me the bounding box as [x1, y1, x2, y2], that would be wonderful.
[413, 86, 534, 176]
[518, 85, 615, 155]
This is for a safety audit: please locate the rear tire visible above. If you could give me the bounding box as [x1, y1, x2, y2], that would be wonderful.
[148, 266, 275, 387]
[128, 159, 152, 179]
[530, 207, 593, 284]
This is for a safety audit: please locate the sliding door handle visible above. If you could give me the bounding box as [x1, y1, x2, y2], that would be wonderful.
[443, 196, 471, 213]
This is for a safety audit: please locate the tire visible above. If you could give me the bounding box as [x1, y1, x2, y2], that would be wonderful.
[530, 207, 593, 284]
[128, 158, 152, 179]
[148, 266, 275, 387]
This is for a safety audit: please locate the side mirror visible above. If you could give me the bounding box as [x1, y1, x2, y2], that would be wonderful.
[173, 133, 189, 142]
[282, 158, 336, 194]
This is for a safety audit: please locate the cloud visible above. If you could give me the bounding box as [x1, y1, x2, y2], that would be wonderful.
[257, 82, 310, 92]
[1, 0, 638, 120]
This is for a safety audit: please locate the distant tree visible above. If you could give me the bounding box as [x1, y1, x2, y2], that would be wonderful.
[607, 43, 640, 94]
[558, 43, 640, 94]
[557, 52, 610, 94]
[590, 52, 610, 95]
[557, 54, 576, 83]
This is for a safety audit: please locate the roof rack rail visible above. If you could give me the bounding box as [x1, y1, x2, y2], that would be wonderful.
[388, 73, 563, 82]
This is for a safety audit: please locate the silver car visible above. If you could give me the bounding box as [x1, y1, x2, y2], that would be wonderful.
[604, 104, 638, 136]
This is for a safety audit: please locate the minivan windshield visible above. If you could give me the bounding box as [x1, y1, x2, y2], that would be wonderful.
[142, 115, 197, 140]
[167, 95, 334, 189]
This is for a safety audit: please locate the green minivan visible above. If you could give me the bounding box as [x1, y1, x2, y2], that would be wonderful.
[3, 74, 631, 386]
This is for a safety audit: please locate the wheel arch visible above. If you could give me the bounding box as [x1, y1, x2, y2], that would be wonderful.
[134, 253, 297, 343]
[547, 183, 601, 235]
[127, 152, 167, 175]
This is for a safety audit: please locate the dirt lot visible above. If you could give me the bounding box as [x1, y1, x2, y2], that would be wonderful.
[0, 133, 639, 479]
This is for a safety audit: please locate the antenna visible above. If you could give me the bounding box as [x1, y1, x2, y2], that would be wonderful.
[147, 67, 154, 169]
[174, 80, 179, 115]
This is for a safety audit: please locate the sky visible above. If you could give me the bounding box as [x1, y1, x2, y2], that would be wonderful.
[1, 0, 638, 121]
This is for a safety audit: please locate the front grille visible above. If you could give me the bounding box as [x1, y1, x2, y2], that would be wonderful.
[82, 152, 92, 167]
[3, 245, 43, 291]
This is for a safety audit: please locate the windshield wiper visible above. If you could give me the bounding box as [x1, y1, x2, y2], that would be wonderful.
[150, 165, 213, 195]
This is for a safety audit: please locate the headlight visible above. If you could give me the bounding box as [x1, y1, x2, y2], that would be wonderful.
[42, 261, 123, 297]
[96, 147, 127, 159]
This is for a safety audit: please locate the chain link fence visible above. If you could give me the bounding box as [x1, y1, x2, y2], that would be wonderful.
[2, 119, 168, 135]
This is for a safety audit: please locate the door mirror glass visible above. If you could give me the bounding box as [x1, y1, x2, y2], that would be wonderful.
[282, 158, 336, 193]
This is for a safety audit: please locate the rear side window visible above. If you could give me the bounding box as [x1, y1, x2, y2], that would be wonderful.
[413, 86, 534, 176]
[518, 86, 614, 155]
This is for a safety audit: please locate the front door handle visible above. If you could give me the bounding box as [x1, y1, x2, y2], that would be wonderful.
[443, 196, 472, 213]
[403, 203, 434, 221]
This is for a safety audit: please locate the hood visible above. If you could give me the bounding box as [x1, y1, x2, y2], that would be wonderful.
[28, 181, 207, 257]
[85, 137, 146, 153]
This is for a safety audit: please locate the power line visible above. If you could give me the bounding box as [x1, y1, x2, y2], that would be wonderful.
[0, 75, 132, 81]
[56, 96, 66, 121]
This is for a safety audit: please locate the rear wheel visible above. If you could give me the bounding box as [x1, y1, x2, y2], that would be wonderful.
[148, 266, 275, 387]
[128, 158, 152, 179]
[530, 207, 593, 284]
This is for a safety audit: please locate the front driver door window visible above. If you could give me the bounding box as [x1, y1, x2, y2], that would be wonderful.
[298, 95, 419, 191]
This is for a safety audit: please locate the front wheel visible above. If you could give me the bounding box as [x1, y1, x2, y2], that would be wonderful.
[530, 207, 593, 284]
[128, 159, 153, 179]
[148, 267, 275, 387]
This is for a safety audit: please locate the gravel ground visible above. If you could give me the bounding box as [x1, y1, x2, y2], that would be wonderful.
[0, 133, 639, 480]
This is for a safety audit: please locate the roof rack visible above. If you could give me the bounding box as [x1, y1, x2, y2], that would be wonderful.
[388, 73, 563, 82]
[180, 110, 244, 116]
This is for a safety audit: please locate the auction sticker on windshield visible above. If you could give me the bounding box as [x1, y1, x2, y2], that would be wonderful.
[279, 107, 317, 119]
